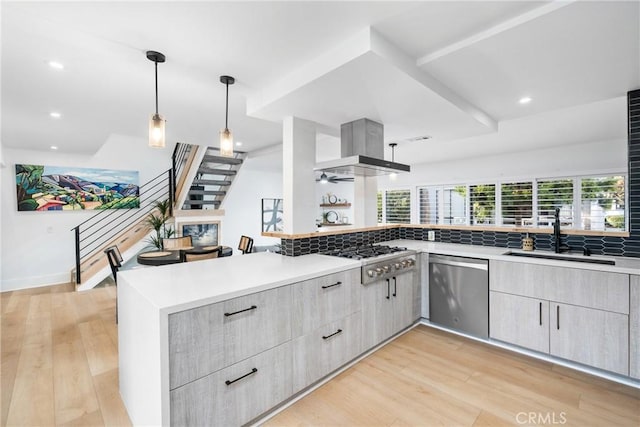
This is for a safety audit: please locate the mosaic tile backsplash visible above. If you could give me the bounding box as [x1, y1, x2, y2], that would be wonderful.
[281, 89, 640, 258]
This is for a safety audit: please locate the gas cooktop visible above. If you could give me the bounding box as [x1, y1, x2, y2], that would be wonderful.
[324, 244, 409, 260]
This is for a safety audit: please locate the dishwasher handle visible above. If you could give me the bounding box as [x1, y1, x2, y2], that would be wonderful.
[429, 254, 488, 271]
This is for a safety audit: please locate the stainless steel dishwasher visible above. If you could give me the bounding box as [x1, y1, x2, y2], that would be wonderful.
[428, 254, 489, 338]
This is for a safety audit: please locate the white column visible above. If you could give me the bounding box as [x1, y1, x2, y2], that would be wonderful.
[353, 175, 378, 228]
[283, 116, 317, 234]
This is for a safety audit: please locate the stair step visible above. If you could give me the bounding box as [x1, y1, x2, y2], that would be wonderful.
[202, 155, 243, 165]
[188, 190, 226, 196]
[183, 200, 221, 206]
[197, 167, 237, 176]
[193, 179, 232, 186]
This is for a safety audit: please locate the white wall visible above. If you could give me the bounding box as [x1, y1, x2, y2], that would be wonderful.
[1, 134, 171, 291]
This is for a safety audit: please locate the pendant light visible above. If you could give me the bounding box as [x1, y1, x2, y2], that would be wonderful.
[219, 75, 235, 157]
[320, 172, 329, 184]
[147, 51, 166, 148]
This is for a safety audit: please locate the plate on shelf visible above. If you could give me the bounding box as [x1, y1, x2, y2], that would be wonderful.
[325, 210, 339, 223]
[328, 194, 338, 204]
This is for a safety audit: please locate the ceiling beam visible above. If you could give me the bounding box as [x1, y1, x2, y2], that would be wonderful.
[416, 0, 577, 66]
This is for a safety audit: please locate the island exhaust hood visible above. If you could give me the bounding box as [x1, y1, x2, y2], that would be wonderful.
[314, 118, 410, 176]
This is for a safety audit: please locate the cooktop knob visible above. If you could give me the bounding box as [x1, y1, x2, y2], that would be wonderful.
[367, 270, 375, 277]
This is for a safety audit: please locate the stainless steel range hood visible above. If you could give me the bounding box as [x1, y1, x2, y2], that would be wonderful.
[315, 118, 410, 176]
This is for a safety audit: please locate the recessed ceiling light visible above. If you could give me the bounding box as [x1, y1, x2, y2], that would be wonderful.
[50, 112, 61, 118]
[519, 96, 532, 104]
[235, 141, 243, 146]
[50, 146, 58, 150]
[48, 61, 64, 70]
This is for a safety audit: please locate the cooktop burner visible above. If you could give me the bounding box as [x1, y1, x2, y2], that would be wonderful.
[324, 244, 408, 260]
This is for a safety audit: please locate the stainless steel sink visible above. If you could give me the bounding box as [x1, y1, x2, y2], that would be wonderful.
[503, 251, 615, 265]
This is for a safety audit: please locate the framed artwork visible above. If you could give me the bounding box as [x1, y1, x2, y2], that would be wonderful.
[181, 221, 220, 246]
[262, 198, 283, 232]
[15, 164, 139, 211]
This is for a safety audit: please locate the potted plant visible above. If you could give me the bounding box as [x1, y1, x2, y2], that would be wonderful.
[145, 199, 174, 249]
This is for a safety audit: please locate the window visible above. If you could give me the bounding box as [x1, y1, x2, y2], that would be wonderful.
[537, 178, 573, 227]
[377, 191, 383, 223]
[385, 189, 411, 224]
[581, 176, 625, 231]
[501, 181, 533, 227]
[418, 187, 438, 224]
[469, 184, 495, 225]
[444, 187, 467, 225]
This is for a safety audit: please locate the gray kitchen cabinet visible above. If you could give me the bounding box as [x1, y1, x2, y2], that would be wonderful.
[170, 342, 292, 427]
[360, 277, 395, 351]
[628, 275, 639, 379]
[490, 291, 550, 353]
[550, 302, 629, 375]
[490, 260, 630, 375]
[292, 311, 362, 392]
[168, 285, 292, 389]
[361, 272, 419, 351]
[291, 268, 361, 337]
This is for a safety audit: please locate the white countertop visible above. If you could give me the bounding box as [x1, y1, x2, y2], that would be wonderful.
[386, 240, 640, 275]
[118, 252, 361, 314]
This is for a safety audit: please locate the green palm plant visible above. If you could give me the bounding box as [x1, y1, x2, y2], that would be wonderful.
[145, 199, 174, 249]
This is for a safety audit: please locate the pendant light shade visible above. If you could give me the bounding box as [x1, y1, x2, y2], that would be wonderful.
[147, 51, 166, 148]
[220, 75, 235, 157]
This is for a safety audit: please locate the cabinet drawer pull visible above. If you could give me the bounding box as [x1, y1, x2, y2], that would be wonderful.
[539, 302, 542, 326]
[224, 305, 257, 317]
[393, 277, 397, 297]
[322, 329, 343, 340]
[225, 367, 258, 386]
[386, 279, 390, 299]
[321, 281, 342, 289]
[556, 305, 560, 330]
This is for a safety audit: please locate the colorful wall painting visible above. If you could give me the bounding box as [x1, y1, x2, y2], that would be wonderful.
[15, 164, 140, 211]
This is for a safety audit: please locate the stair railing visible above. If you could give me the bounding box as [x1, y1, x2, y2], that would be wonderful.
[71, 169, 173, 284]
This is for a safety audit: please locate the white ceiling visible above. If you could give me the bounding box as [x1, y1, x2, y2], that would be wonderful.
[2, 1, 638, 168]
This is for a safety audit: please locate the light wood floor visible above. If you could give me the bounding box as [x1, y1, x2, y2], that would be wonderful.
[2, 285, 639, 427]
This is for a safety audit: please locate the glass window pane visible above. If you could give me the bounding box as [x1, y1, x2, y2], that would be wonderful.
[469, 184, 495, 225]
[501, 181, 533, 227]
[443, 186, 467, 225]
[377, 191, 383, 223]
[385, 189, 411, 224]
[581, 176, 625, 231]
[537, 179, 573, 227]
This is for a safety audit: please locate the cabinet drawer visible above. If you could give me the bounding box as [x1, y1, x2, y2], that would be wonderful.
[490, 260, 629, 314]
[292, 311, 362, 393]
[291, 268, 361, 337]
[170, 342, 292, 427]
[168, 285, 292, 389]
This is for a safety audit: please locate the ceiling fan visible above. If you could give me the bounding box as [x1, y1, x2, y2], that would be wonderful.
[316, 172, 354, 184]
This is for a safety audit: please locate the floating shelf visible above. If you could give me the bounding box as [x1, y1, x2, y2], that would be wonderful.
[319, 203, 351, 208]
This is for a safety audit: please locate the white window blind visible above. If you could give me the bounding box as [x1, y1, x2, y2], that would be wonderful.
[537, 178, 574, 227]
[581, 176, 625, 231]
[385, 189, 411, 224]
[501, 181, 533, 227]
[418, 187, 438, 224]
[469, 184, 495, 225]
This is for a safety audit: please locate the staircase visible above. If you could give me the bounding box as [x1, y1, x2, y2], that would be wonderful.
[183, 147, 246, 210]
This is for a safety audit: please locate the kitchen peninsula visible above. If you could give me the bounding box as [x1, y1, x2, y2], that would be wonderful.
[119, 237, 639, 426]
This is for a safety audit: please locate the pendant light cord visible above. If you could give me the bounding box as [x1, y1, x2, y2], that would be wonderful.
[225, 81, 229, 129]
[155, 61, 159, 115]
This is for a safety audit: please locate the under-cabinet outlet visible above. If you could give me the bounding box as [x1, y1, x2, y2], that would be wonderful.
[427, 231, 435, 241]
